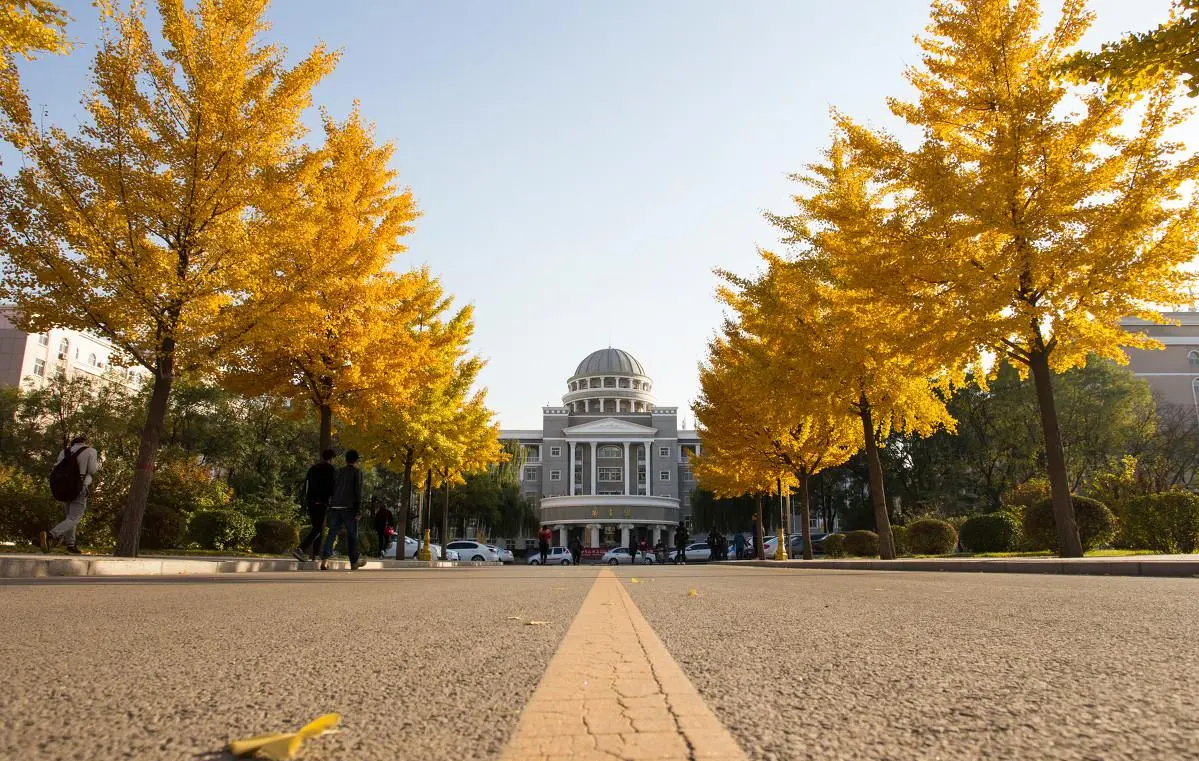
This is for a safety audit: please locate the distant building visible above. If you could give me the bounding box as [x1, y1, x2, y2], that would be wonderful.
[1120, 312, 1199, 419]
[0, 306, 148, 390]
[502, 348, 701, 552]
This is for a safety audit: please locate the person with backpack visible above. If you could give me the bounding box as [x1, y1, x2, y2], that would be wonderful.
[292, 449, 337, 562]
[40, 434, 99, 554]
[320, 449, 366, 571]
[371, 497, 394, 559]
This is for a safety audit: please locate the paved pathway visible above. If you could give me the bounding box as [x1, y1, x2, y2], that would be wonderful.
[3, 566, 1197, 760]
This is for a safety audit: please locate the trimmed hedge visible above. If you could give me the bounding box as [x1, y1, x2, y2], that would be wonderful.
[823, 533, 846, 558]
[251, 519, 300, 554]
[113, 502, 188, 550]
[906, 518, 958, 555]
[0, 492, 62, 543]
[188, 509, 255, 551]
[1118, 491, 1199, 554]
[890, 525, 909, 556]
[1022, 496, 1116, 552]
[960, 512, 1020, 553]
[843, 529, 879, 557]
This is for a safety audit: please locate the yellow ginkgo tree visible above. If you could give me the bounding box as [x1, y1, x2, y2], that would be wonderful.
[839, 0, 1199, 556]
[0, 0, 337, 556]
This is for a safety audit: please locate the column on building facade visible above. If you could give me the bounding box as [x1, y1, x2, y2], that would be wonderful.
[620, 524, 630, 549]
[589, 524, 600, 549]
[645, 440, 652, 497]
[623, 441, 630, 495]
[558, 525, 567, 547]
[568, 441, 576, 495]
[667, 527, 675, 548]
[589, 441, 598, 496]
[652, 525, 661, 546]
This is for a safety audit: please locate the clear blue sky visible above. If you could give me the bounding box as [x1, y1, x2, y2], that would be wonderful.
[5, 0, 1181, 428]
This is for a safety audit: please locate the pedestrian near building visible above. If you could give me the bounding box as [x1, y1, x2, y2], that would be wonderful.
[320, 450, 366, 571]
[40, 435, 99, 554]
[734, 531, 746, 561]
[538, 526, 550, 565]
[293, 449, 337, 562]
[674, 520, 689, 564]
[569, 536, 583, 566]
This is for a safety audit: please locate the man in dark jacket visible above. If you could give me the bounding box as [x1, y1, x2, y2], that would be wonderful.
[293, 449, 337, 562]
[320, 450, 365, 570]
[371, 497, 394, 559]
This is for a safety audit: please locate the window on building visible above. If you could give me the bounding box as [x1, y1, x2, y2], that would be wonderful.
[87, 352, 97, 366]
[598, 467, 623, 482]
[598, 444, 621, 458]
[522, 467, 538, 481]
[33, 358, 46, 377]
[659, 471, 671, 482]
[637, 465, 646, 482]
[683, 467, 694, 481]
[550, 470, 561, 481]
[57, 338, 68, 359]
[37, 334, 49, 347]
[525, 445, 540, 462]
[659, 446, 670, 458]
[1189, 350, 1199, 367]
[589, 378, 601, 388]
[550, 446, 561, 458]
[604, 377, 616, 388]
[618, 378, 629, 388]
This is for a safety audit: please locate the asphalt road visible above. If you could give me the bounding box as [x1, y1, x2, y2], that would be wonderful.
[3, 565, 1197, 760]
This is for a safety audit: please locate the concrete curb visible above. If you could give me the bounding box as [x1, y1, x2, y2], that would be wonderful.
[0, 554, 492, 578]
[736, 557, 1199, 578]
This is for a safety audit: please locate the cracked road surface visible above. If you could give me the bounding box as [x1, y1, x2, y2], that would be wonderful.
[2, 565, 1197, 760]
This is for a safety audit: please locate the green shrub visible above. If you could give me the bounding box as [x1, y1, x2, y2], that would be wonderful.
[823, 533, 846, 557]
[250, 519, 300, 554]
[843, 530, 879, 557]
[113, 502, 188, 550]
[959, 512, 1020, 553]
[187, 509, 255, 551]
[890, 525, 909, 555]
[1003, 478, 1050, 511]
[906, 518, 958, 555]
[1118, 491, 1199, 554]
[1022, 496, 1116, 552]
[0, 492, 62, 543]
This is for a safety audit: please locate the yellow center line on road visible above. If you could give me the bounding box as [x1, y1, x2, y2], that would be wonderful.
[499, 567, 748, 761]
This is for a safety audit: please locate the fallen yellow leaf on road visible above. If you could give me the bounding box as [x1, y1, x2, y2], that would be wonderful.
[527, 620, 549, 626]
[505, 616, 523, 621]
[688, 588, 699, 597]
[228, 713, 339, 760]
[630, 578, 641, 584]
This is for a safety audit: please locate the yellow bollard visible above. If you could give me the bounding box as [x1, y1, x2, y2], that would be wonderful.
[773, 526, 789, 561]
[417, 528, 433, 561]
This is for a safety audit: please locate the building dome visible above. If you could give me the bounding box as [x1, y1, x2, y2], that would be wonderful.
[573, 348, 646, 378]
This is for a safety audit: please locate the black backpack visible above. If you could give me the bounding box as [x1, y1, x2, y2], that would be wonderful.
[49, 444, 87, 502]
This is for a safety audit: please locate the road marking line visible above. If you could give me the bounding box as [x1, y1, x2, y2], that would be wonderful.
[500, 568, 747, 761]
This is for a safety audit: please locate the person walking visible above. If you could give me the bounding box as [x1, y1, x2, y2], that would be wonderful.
[40, 434, 99, 554]
[371, 497, 394, 559]
[320, 450, 366, 571]
[293, 449, 337, 562]
[538, 526, 550, 565]
[569, 535, 583, 566]
[734, 531, 746, 561]
[674, 521, 689, 564]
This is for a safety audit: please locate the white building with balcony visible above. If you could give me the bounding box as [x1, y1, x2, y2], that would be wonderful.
[502, 348, 701, 551]
[0, 306, 148, 390]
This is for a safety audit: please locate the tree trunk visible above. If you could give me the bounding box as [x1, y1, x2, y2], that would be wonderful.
[859, 393, 896, 560]
[754, 494, 765, 560]
[1029, 345, 1084, 557]
[116, 367, 174, 557]
[441, 473, 451, 553]
[399, 448, 413, 559]
[318, 403, 333, 455]
[423, 469, 433, 543]
[799, 471, 814, 560]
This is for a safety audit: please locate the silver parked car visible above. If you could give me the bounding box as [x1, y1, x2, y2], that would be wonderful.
[444, 540, 500, 562]
[488, 545, 515, 564]
[528, 546, 572, 565]
[601, 547, 654, 565]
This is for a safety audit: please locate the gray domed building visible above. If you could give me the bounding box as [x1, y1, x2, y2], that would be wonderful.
[501, 348, 701, 554]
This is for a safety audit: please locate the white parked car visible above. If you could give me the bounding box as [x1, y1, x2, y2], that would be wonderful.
[382, 537, 457, 561]
[601, 547, 654, 565]
[669, 542, 712, 563]
[445, 540, 500, 562]
[488, 545, 515, 564]
[528, 546, 572, 565]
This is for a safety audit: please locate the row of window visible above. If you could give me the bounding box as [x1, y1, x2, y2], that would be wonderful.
[523, 466, 675, 483]
[522, 445, 690, 466]
[568, 377, 652, 392]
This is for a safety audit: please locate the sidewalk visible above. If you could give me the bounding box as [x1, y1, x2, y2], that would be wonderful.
[738, 555, 1199, 578]
[0, 553, 472, 578]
